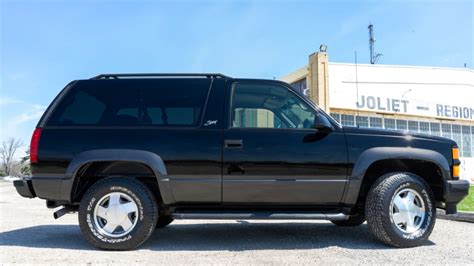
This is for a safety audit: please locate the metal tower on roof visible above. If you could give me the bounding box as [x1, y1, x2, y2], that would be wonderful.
[368, 24, 383, 64]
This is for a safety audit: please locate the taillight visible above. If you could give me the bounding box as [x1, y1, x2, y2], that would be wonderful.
[30, 128, 42, 164]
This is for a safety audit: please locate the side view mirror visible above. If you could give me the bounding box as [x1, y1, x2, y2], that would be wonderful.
[313, 114, 333, 133]
[314, 123, 333, 133]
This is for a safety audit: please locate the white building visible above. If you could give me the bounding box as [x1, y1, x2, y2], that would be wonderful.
[281, 51, 474, 182]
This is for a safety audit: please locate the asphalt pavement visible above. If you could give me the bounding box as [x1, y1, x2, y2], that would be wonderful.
[1, 181, 473, 264]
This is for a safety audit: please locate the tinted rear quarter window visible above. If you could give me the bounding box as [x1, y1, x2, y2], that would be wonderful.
[58, 90, 106, 124]
[47, 79, 211, 127]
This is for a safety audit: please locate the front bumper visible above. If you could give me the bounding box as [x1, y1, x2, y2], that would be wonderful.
[13, 177, 36, 198]
[443, 179, 470, 214]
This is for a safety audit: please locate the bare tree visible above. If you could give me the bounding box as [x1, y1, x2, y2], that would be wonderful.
[0, 138, 23, 176]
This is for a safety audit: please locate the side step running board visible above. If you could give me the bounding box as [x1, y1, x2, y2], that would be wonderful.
[172, 212, 348, 221]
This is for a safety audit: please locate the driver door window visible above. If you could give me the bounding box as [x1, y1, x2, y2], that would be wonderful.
[231, 83, 316, 129]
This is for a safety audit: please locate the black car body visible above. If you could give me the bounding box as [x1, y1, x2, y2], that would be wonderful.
[14, 73, 470, 250]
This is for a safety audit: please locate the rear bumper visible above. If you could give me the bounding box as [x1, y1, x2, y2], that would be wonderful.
[13, 177, 36, 198]
[443, 179, 470, 214]
[14, 175, 72, 201]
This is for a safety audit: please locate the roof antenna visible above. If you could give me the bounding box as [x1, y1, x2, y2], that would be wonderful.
[369, 24, 383, 64]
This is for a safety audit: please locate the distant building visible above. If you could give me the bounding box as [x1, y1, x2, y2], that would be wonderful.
[281, 51, 474, 182]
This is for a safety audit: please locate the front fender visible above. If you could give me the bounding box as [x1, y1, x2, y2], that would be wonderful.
[63, 149, 174, 204]
[342, 147, 451, 205]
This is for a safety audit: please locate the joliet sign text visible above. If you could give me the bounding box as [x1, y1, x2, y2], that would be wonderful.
[356, 95, 474, 120]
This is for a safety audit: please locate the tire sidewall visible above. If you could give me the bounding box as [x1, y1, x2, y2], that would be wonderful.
[79, 178, 157, 249]
[383, 175, 436, 245]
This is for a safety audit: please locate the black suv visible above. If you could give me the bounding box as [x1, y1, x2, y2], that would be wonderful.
[14, 73, 469, 250]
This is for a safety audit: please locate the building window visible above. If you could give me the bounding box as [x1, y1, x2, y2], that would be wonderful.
[408, 121, 419, 133]
[356, 116, 369, 128]
[430, 123, 441, 136]
[419, 122, 430, 135]
[330, 113, 341, 123]
[452, 125, 462, 156]
[341, 114, 355, 126]
[385, 118, 396, 130]
[462, 126, 471, 157]
[396, 120, 408, 131]
[369, 117, 383, 128]
[472, 126, 474, 157]
[442, 124, 452, 139]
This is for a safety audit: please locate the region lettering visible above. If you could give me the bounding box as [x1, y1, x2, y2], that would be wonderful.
[436, 105, 474, 120]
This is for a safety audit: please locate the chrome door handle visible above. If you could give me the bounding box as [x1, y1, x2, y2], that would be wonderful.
[224, 139, 243, 148]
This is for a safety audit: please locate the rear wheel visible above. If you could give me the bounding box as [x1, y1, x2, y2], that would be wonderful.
[79, 177, 158, 250]
[332, 212, 365, 226]
[365, 172, 436, 248]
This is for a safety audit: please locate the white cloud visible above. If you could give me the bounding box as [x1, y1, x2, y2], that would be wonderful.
[0, 103, 45, 160]
[13, 104, 46, 125]
[0, 97, 23, 106]
[1, 103, 46, 150]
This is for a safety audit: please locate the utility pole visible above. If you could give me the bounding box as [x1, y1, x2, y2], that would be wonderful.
[368, 24, 382, 64]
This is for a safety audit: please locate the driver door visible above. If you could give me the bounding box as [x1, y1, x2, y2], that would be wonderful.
[222, 81, 348, 205]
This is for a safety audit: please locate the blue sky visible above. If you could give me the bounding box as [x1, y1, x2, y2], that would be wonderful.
[0, 0, 472, 157]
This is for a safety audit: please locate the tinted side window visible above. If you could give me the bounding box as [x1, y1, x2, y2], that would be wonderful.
[231, 83, 316, 129]
[48, 79, 210, 127]
[56, 90, 106, 125]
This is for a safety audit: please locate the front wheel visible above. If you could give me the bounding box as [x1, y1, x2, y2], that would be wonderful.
[79, 177, 158, 250]
[366, 172, 436, 248]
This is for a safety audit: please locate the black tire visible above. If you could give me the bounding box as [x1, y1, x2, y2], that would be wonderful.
[332, 212, 365, 226]
[365, 172, 436, 248]
[79, 177, 158, 250]
[156, 215, 174, 229]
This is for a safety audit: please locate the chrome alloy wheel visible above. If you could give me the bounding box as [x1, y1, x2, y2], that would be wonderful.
[93, 192, 139, 237]
[390, 188, 426, 234]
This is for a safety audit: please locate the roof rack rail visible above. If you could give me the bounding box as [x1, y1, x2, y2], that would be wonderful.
[90, 73, 231, 80]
